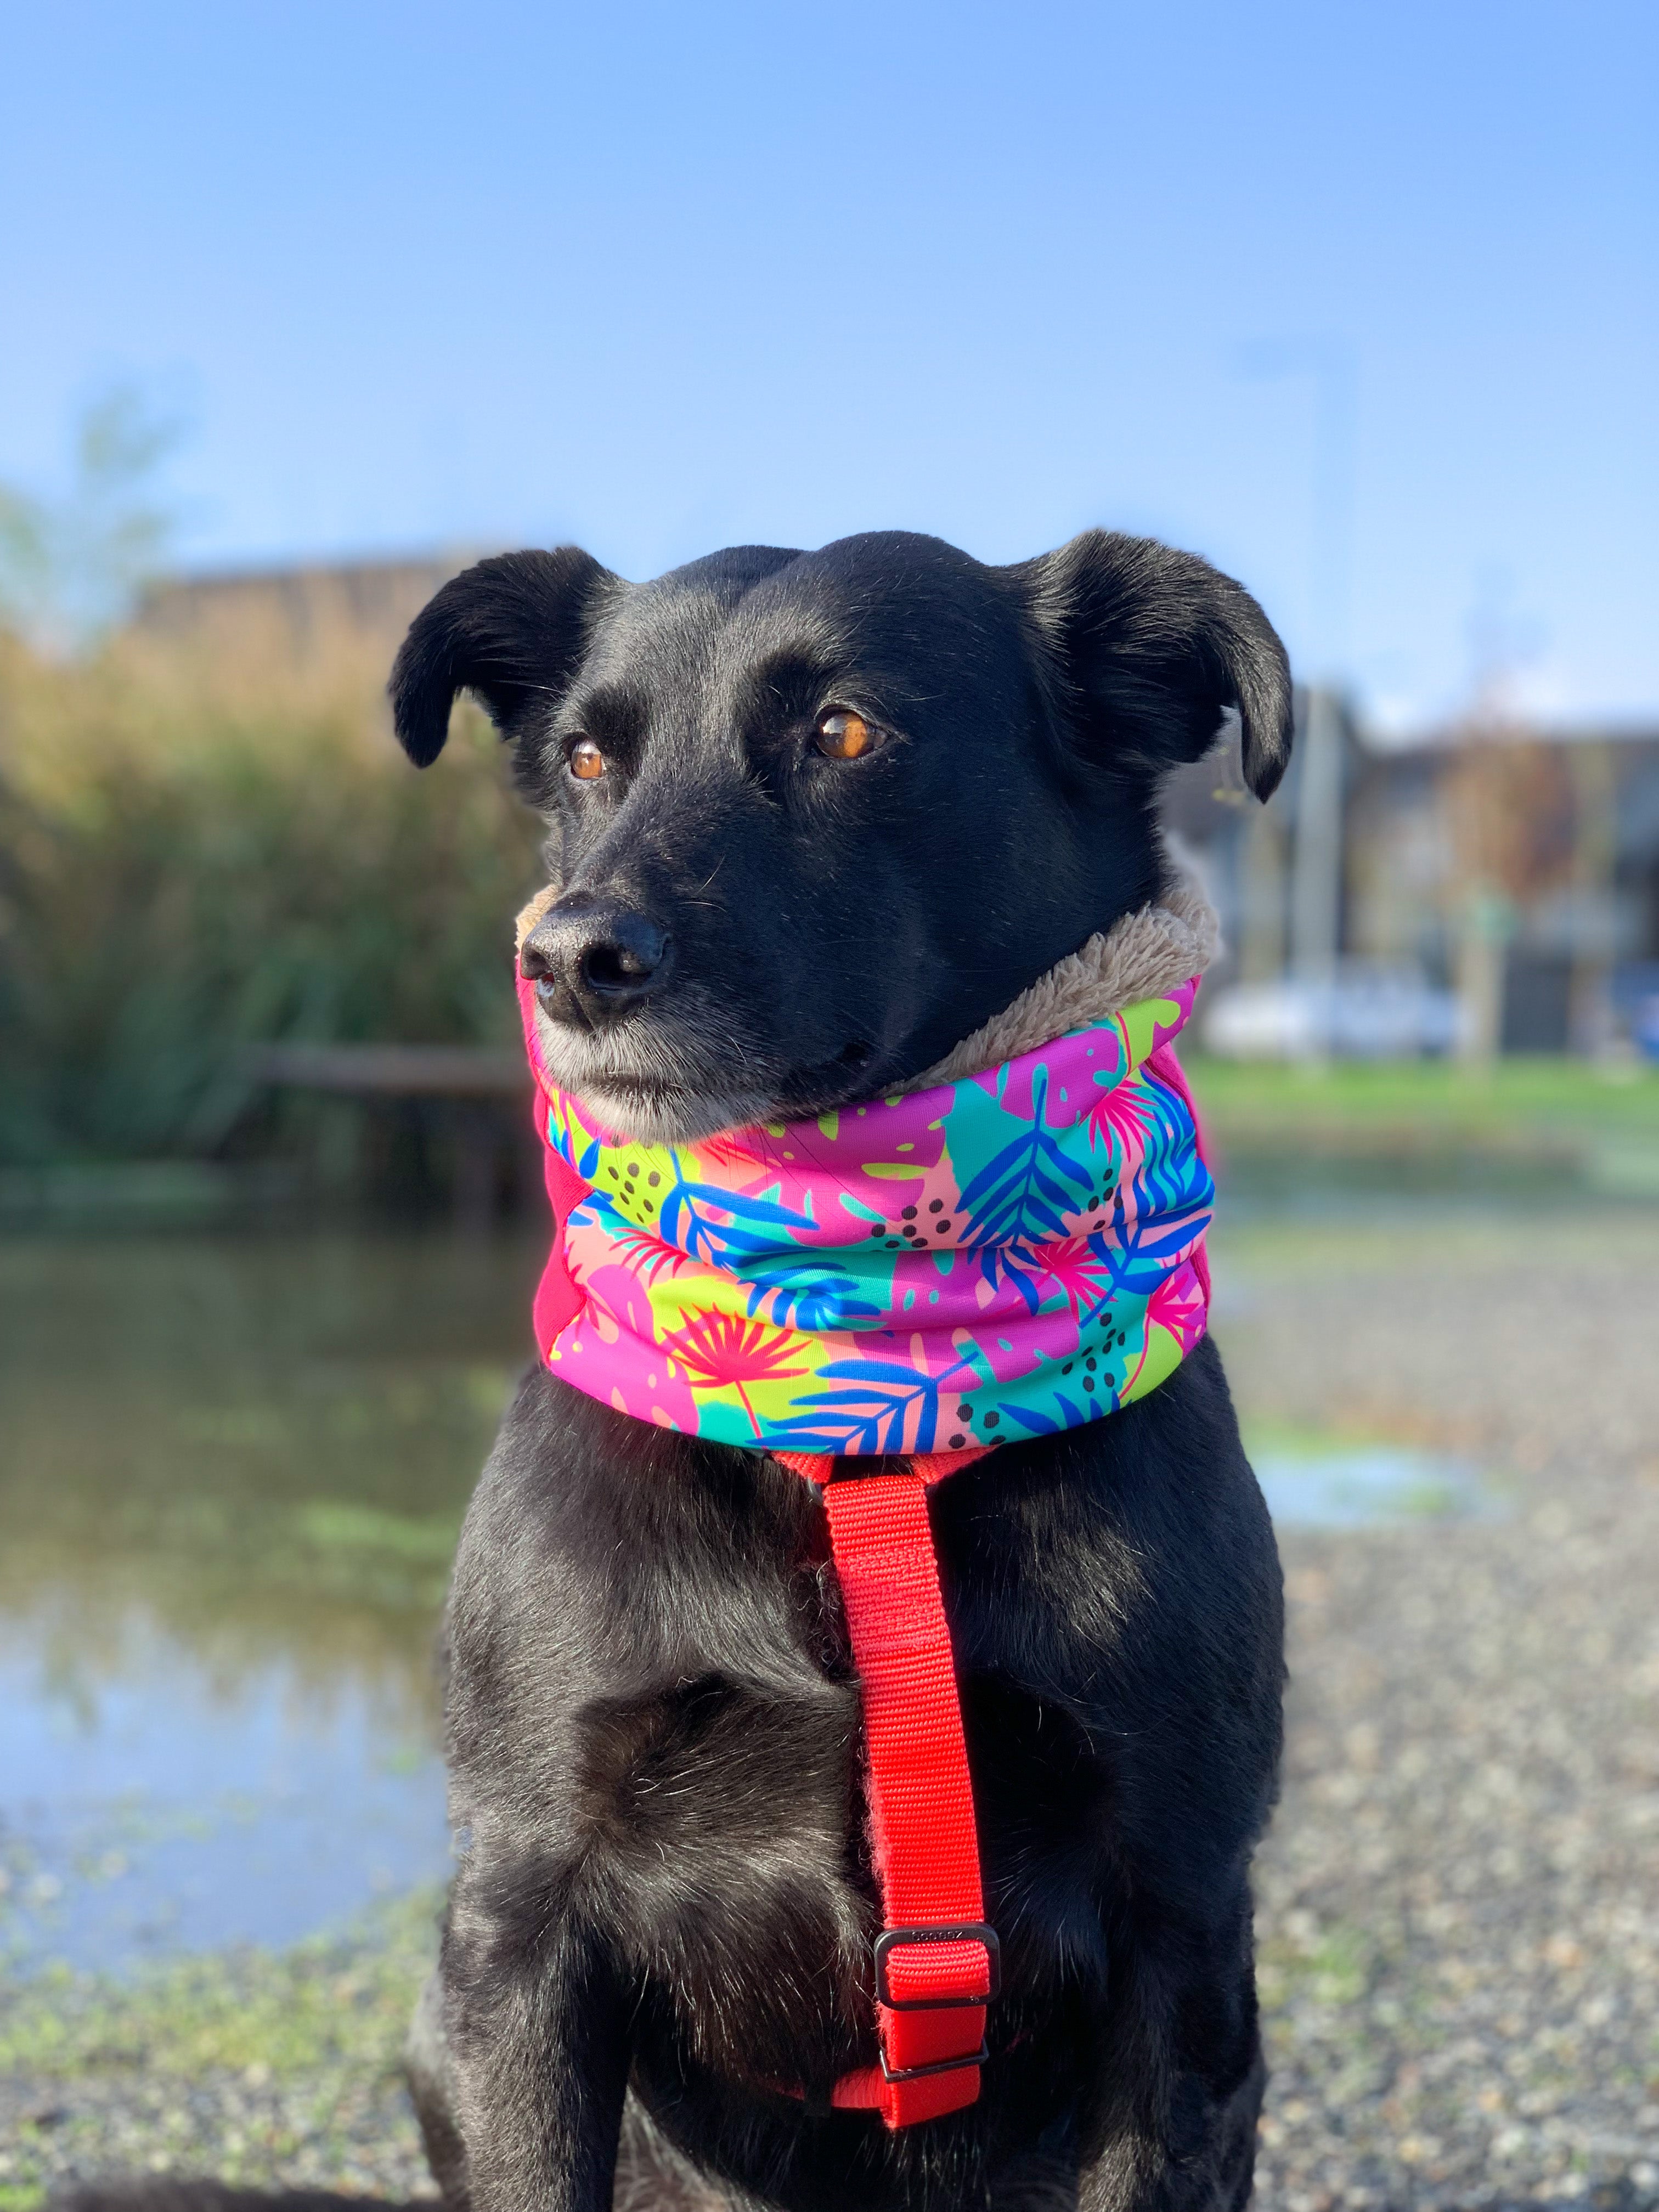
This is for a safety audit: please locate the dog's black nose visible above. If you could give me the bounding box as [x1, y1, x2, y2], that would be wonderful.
[520, 899, 673, 1025]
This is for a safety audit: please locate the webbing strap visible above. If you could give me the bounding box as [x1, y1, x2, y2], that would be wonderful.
[775, 1448, 995, 2127]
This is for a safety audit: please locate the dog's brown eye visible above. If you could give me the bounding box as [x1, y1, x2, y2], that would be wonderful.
[568, 739, 607, 781]
[815, 709, 880, 760]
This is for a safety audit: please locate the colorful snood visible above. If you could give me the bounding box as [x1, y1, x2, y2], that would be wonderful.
[517, 973, 1214, 1459]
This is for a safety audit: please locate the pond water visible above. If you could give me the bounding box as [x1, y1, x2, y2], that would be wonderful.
[0, 1226, 1493, 1978]
[1250, 1441, 1495, 1529]
[0, 1232, 540, 1973]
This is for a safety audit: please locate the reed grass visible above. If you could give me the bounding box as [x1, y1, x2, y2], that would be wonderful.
[0, 617, 544, 1169]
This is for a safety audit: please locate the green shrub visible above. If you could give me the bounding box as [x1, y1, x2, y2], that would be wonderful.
[0, 627, 543, 1166]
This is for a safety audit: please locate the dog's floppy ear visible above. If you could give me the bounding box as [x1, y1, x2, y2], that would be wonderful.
[1010, 530, 1293, 800]
[390, 548, 615, 768]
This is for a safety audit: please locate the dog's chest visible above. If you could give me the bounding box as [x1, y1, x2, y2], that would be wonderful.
[557, 1517, 1109, 1998]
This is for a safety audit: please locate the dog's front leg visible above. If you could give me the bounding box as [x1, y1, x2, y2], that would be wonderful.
[442, 1854, 632, 2212]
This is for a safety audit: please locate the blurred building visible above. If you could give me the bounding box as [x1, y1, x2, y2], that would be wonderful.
[134, 554, 472, 668]
[1165, 694, 1659, 1057]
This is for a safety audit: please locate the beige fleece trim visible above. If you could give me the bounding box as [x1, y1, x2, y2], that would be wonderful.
[515, 882, 562, 952]
[514, 863, 1219, 1092]
[903, 866, 1219, 1091]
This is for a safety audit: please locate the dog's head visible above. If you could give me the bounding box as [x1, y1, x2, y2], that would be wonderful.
[391, 531, 1290, 1142]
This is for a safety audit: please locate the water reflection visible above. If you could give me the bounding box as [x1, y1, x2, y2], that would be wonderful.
[1, 1621, 445, 1971]
[0, 1231, 541, 1970]
[1249, 1440, 1496, 1528]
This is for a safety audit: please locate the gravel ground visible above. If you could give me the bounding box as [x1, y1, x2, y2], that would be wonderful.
[0, 1906, 439, 2207]
[4, 1206, 1656, 2209]
[1220, 1210, 1659, 2212]
[2, 2072, 430, 2209]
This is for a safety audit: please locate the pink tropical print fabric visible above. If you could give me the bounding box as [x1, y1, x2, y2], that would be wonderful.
[518, 973, 1214, 1459]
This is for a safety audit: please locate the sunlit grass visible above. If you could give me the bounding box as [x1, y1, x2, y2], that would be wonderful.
[1188, 1051, 1658, 1135]
[0, 1891, 438, 2080]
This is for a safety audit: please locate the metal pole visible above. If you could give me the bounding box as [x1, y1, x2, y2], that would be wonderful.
[1290, 687, 1344, 988]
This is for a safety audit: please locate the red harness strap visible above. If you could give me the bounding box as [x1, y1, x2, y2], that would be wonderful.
[773, 1447, 998, 2128]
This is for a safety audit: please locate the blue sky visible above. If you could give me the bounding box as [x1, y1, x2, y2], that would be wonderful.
[3, 1, 1654, 729]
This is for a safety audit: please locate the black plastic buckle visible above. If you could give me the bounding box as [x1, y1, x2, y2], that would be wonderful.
[879, 2036, 991, 2085]
[818, 1454, 904, 1485]
[873, 1923, 1001, 2011]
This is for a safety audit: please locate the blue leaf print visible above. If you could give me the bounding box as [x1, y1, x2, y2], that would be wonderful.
[657, 1170, 818, 1267]
[774, 1345, 981, 1456]
[1091, 1214, 1204, 1301]
[743, 1251, 882, 1332]
[972, 1240, 1046, 1316]
[1002, 1402, 1060, 1437]
[788, 1358, 943, 1455]
[955, 1069, 1095, 1247]
[1125, 1072, 1211, 1222]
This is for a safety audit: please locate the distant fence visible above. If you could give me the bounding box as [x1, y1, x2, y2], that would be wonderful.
[242, 1043, 535, 1233]
[242, 1043, 527, 1098]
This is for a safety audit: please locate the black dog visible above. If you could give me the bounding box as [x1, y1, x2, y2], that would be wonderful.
[387, 531, 1288, 2212]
